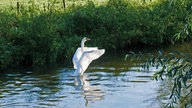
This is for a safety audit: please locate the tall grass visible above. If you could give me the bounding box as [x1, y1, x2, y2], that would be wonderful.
[0, 0, 191, 68]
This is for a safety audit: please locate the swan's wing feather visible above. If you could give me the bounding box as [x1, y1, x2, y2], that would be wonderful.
[72, 48, 82, 69]
[88, 49, 105, 60]
[84, 47, 98, 51]
[79, 49, 105, 71]
[72, 47, 98, 69]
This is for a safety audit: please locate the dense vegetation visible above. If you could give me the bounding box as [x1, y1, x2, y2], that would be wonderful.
[0, 0, 191, 68]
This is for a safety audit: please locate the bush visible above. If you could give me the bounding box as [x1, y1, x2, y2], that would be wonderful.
[0, 37, 13, 68]
[0, 0, 191, 68]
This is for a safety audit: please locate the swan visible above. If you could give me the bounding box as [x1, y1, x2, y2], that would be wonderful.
[72, 37, 105, 76]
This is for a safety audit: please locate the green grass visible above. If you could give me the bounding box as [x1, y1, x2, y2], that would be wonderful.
[0, 0, 191, 68]
[0, 0, 161, 9]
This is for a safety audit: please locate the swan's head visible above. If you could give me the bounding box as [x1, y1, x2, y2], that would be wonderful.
[81, 37, 91, 50]
[82, 37, 91, 43]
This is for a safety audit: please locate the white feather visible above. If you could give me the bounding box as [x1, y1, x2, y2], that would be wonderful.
[72, 47, 98, 69]
[72, 37, 105, 76]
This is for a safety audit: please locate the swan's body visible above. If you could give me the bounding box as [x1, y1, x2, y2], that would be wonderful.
[72, 37, 105, 76]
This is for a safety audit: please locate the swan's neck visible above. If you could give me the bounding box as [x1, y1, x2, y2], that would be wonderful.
[81, 40, 86, 52]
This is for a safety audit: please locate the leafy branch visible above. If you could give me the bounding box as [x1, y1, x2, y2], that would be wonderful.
[125, 51, 192, 107]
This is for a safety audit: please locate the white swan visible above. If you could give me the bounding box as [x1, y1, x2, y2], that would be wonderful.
[72, 37, 105, 76]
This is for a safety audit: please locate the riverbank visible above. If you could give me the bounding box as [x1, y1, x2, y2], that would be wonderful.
[0, 0, 191, 69]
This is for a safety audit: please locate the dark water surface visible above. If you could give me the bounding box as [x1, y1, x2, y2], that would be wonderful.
[1, 42, 192, 108]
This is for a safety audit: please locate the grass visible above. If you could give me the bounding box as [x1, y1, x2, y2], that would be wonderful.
[0, 0, 191, 68]
[0, 0, 161, 9]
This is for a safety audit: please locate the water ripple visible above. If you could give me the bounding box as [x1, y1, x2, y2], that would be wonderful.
[0, 65, 168, 108]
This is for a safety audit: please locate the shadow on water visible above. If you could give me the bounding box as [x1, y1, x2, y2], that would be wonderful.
[0, 66, 62, 107]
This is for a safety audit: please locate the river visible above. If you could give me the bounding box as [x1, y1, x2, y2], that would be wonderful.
[0, 42, 192, 108]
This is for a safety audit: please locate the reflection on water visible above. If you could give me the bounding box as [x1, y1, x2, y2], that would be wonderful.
[0, 65, 165, 108]
[74, 75, 105, 106]
[1, 42, 192, 108]
[1, 50, 191, 108]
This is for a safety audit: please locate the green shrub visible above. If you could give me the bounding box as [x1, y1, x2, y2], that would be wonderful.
[0, 0, 191, 68]
[0, 37, 13, 68]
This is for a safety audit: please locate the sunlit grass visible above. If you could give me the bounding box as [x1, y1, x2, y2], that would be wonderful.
[0, 0, 163, 10]
[129, 0, 163, 7]
[0, 0, 62, 10]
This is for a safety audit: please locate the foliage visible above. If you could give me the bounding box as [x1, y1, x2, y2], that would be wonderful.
[0, 0, 192, 68]
[60, 0, 192, 49]
[0, 37, 13, 68]
[0, 5, 63, 67]
[126, 51, 192, 107]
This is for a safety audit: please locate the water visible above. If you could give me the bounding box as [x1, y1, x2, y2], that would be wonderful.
[1, 42, 192, 108]
[0, 56, 165, 108]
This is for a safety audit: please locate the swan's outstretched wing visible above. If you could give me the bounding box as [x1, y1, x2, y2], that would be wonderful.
[79, 49, 105, 72]
[72, 47, 98, 69]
